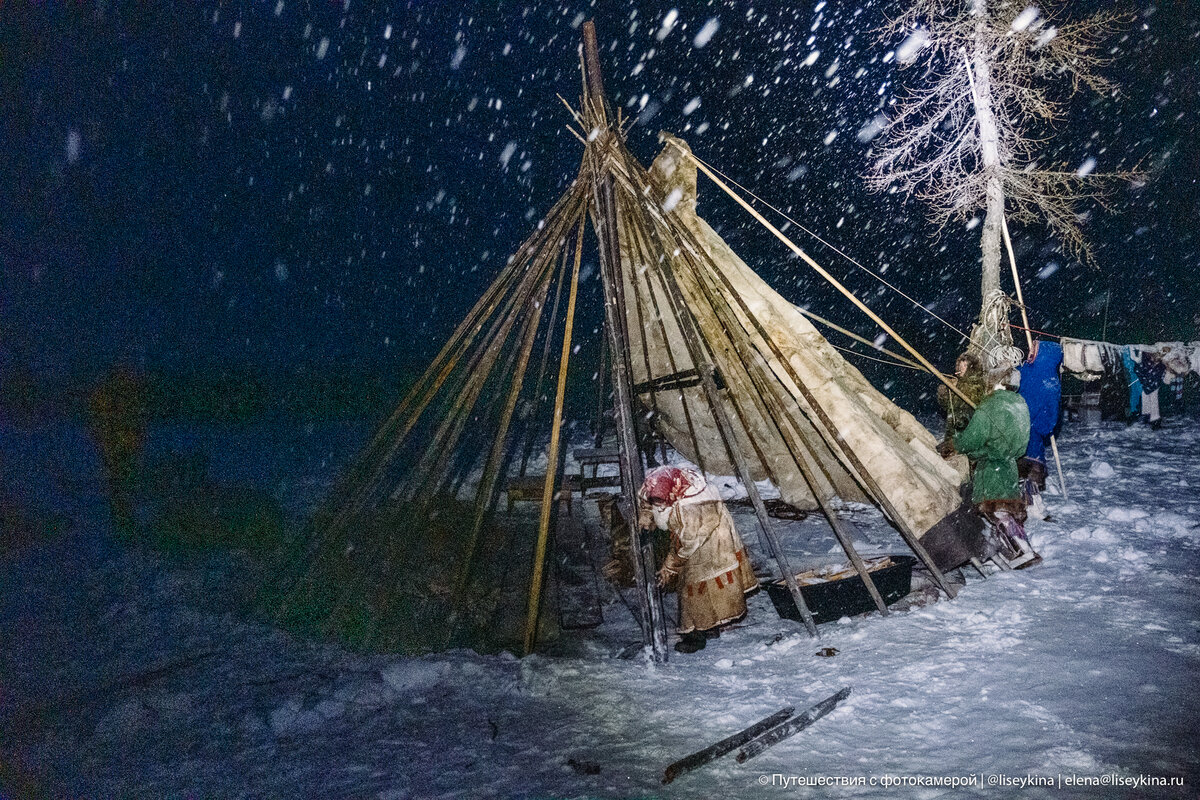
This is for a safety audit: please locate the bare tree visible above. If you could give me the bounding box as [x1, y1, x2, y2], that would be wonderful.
[866, 0, 1131, 369]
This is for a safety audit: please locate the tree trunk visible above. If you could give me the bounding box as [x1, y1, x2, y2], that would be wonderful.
[968, 5, 1009, 365]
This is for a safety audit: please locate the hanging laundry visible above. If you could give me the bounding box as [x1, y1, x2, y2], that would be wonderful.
[1061, 338, 1108, 378]
[1097, 345, 1129, 420]
[1017, 339, 1063, 465]
[1121, 347, 1142, 419]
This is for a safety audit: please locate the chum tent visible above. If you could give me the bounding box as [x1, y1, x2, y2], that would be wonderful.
[267, 22, 993, 661]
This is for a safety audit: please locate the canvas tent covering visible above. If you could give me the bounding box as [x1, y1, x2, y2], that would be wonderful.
[629, 136, 969, 533]
[267, 23, 990, 657]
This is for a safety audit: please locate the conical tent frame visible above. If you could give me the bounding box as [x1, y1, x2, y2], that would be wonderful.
[278, 20, 987, 660]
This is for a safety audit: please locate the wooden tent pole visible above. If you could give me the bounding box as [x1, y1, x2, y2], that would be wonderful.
[310, 255, 524, 537]
[619, 148, 889, 617]
[395, 193, 588, 509]
[652, 236, 820, 636]
[1001, 217, 1035, 354]
[441, 280, 552, 648]
[719, 322, 893, 617]
[524, 220, 585, 655]
[580, 23, 609, 125]
[518, 248, 571, 479]
[322, 248, 525, 490]
[442, 282, 554, 499]
[406, 231, 567, 510]
[592, 175, 667, 657]
[316, 186, 589, 546]
[1001, 216, 1069, 501]
[319, 235, 566, 639]
[335, 183, 584, 486]
[582, 20, 669, 661]
[592, 334, 608, 448]
[626, 220, 665, 463]
[1048, 436, 1068, 499]
[387, 189, 585, 477]
[730, 285, 960, 597]
[621, 193, 709, 474]
[455, 245, 556, 611]
[679, 148, 976, 411]
[284, 201, 584, 620]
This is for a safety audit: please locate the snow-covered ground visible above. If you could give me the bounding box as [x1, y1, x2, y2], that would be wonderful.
[3, 416, 1198, 799]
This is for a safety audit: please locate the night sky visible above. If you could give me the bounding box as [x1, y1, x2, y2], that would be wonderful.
[3, 1, 1198, 401]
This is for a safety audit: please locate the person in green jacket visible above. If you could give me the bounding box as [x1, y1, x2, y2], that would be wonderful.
[953, 380, 1029, 504]
[937, 352, 988, 445]
[946, 374, 1040, 567]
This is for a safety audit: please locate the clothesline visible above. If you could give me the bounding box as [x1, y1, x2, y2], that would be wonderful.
[1009, 322, 1064, 341]
[1012, 324, 1139, 351]
[1014, 323, 1198, 353]
[827, 341, 943, 373]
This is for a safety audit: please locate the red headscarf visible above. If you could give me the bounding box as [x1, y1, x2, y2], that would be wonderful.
[638, 465, 707, 505]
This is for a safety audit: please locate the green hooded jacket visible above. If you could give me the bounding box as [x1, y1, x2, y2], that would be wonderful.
[953, 388, 1031, 503]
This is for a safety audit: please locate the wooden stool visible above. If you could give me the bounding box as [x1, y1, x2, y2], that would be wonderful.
[573, 446, 622, 493]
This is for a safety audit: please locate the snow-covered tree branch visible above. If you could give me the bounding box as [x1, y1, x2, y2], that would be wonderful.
[865, 0, 1133, 367]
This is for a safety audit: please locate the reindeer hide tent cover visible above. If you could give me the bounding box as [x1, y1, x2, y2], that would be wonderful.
[630, 135, 975, 555]
[270, 36, 990, 655]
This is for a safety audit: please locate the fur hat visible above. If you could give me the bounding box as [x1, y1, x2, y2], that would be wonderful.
[638, 465, 706, 505]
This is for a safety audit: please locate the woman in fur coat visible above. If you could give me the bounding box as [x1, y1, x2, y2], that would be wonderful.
[638, 466, 756, 653]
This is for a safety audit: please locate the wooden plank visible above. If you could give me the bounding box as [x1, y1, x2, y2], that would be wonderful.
[735, 687, 851, 763]
[662, 706, 795, 784]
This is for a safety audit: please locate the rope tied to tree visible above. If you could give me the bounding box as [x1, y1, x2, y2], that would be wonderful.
[972, 289, 1024, 374]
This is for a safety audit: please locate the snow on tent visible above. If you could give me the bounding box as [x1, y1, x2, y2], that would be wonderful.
[265, 22, 992, 660]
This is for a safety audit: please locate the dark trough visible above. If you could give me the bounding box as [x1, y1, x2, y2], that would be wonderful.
[765, 555, 917, 625]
